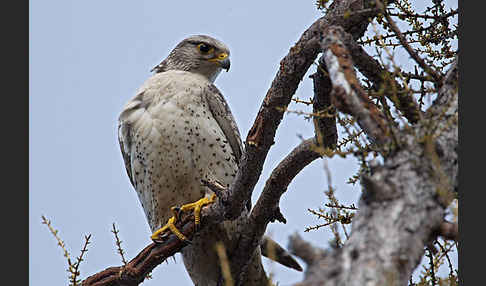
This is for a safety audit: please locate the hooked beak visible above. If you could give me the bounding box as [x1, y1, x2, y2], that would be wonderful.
[208, 52, 231, 72]
[219, 57, 231, 72]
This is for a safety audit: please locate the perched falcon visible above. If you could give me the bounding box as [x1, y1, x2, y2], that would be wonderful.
[118, 35, 301, 286]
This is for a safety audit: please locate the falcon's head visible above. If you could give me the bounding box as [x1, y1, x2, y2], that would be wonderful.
[151, 35, 231, 82]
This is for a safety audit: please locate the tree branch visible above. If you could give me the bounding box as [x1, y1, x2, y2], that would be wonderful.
[320, 25, 391, 147]
[311, 56, 338, 149]
[82, 213, 197, 286]
[288, 233, 327, 267]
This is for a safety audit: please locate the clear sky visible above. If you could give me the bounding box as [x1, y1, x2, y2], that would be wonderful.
[29, 1, 457, 285]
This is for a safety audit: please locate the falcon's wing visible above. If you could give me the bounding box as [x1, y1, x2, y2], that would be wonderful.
[204, 84, 244, 164]
[117, 91, 151, 189]
[118, 122, 134, 187]
[204, 84, 251, 211]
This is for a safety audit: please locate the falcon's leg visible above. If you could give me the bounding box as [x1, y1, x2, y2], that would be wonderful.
[151, 194, 217, 242]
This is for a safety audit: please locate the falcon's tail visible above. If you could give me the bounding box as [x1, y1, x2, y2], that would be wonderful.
[260, 236, 303, 272]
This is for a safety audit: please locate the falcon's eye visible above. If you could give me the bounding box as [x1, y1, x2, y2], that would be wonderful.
[197, 43, 212, 53]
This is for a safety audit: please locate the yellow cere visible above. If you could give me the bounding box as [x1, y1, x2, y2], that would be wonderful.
[208, 52, 228, 62]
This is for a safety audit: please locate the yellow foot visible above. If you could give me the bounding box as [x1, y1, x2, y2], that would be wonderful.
[150, 194, 217, 242]
[179, 193, 216, 226]
[151, 213, 188, 242]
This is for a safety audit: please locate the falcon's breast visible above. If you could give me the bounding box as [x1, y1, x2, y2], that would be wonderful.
[118, 70, 242, 231]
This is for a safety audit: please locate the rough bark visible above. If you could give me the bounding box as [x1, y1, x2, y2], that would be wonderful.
[320, 26, 391, 147]
[311, 56, 338, 149]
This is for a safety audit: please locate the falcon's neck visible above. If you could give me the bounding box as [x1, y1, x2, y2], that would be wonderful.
[151, 59, 222, 83]
[199, 66, 222, 83]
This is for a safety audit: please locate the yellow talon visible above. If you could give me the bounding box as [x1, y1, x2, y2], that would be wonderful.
[150, 194, 217, 242]
[151, 216, 188, 242]
[179, 194, 216, 226]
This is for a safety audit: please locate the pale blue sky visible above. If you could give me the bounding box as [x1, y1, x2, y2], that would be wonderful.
[29, 1, 457, 285]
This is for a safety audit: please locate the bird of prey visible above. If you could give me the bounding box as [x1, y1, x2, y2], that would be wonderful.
[118, 35, 301, 286]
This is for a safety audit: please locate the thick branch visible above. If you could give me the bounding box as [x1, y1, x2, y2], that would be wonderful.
[311, 56, 338, 149]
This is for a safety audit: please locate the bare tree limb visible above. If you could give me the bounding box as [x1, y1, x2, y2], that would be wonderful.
[288, 233, 327, 267]
[81, 214, 197, 286]
[311, 56, 338, 149]
[320, 25, 391, 147]
[260, 236, 304, 271]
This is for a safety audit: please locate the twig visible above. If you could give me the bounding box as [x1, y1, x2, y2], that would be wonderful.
[292, 97, 313, 105]
[387, 9, 458, 20]
[375, 0, 442, 83]
[260, 237, 303, 271]
[111, 223, 128, 265]
[324, 203, 358, 210]
[426, 248, 437, 285]
[434, 240, 456, 277]
[42, 215, 91, 286]
[73, 235, 92, 286]
[358, 25, 435, 45]
[41, 216, 72, 267]
[201, 179, 228, 201]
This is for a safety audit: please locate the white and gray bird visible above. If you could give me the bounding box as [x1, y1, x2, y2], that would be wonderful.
[118, 35, 301, 286]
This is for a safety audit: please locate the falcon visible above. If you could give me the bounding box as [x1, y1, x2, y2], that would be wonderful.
[118, 35, 301, 286]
